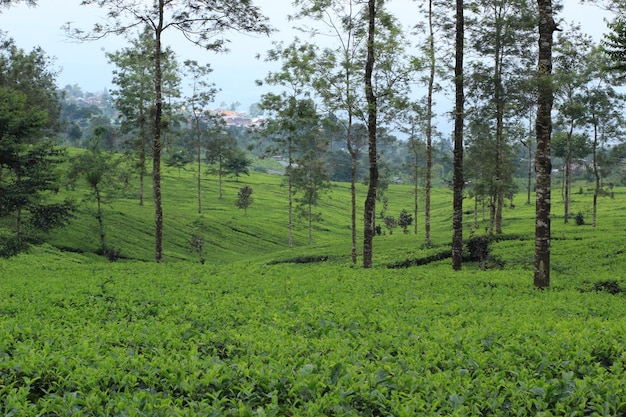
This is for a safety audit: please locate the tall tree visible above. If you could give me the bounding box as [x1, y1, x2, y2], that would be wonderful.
[259, 41, 319, 249]
[292, 0, 367, 265]
[205, 121, 237, 199]
[534, 0, 558, 288]
[452, 0, 465, 270]
[107, 27, 180, 207]
[67, 0, 270, 263]
[67, 127, 120, 254]
[398, 103, 425, 236]
[291, 108, 329, 245]
[466, 0, 536, 234]
[363, 0, 378, 268]
[183, 59, 218, 213]
[583, 46, 625, 227]
[553, 28, 592, 223]
[424, 0, 437, 246]
[292, 0, 414, 266]
[0, 37, 75, 256]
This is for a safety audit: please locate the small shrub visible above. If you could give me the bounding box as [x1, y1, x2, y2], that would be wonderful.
[466, 234, 491, 269]
[96, 245, 122, 262]
[383, 216, 397, 235]
[574, 212, 585, 226]
[593, 280, 622, 295]
[187, 234, 206, 264]
[397, 209, 413, 234]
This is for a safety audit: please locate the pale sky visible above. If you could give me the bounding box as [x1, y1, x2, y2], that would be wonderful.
[0, 1, 612, 112]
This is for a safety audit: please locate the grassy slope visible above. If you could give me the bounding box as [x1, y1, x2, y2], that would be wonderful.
[45, 162, 626, 280]
[2, 165, 626, 413]
[47, 164, 461, 264]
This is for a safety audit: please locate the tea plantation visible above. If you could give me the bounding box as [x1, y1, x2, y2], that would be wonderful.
[1, 170, 625, 415]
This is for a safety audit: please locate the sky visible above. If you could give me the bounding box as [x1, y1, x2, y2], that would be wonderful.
[0, 1, 613, 113]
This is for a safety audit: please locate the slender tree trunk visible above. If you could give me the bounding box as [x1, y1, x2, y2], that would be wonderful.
[363, 0, 378, 268]
[288, 137, 294, 249]
[452, 0, 465, 271]
[218, 155, 224, 199]
[526, 116, 533, 205]
[139, 106, 146, 207]
[489, 198, 495, 235]
[425, 0, 435, 246]
[474, 195, 479, 229]
[197, 140, 202, 213]
[534, 0, 557, 288]
[308, 202, 313, 245]
[152, 4, 165, 263]
[564, 122, 573, 223]
[592, 120, 599, 227]
[414, 150, 419, 235]
[95, 185, 106, 251]
[347, 117, 358, 265]
[495, 32, 505, 235]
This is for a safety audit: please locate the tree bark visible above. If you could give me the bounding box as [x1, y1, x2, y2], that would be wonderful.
[592, 119, 599, 228]
[363, 0, 378, 268]
[288, 139, 293, 249]
[494, 11, 505, 235]
[564, 121, 574, 223]
[347, 115, 358, 265]
[534, 0, 557, 288]
[152, 0, 165, 263]
[425, 0, 435, 246]
[197, 140, 202, 214]
[452, 0, 465, 271]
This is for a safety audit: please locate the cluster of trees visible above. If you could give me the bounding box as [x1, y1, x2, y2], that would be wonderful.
[5, 0, 626, 287]
[0, 33, 76, 256]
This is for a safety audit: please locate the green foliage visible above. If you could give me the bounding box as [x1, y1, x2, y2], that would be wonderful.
[187, 233, 206, 264]
[575, 211, 585, 225]
[235, 185, 254, 215]
[1, 248, 625, 415]
[397, 209, 413, 234]
[224, 149, 251, 181]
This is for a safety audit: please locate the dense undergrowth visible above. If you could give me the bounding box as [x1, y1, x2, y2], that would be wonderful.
[2, 168, 626, 414]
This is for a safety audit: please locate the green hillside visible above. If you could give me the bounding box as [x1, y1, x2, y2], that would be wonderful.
[46, 164, 461, 265]
[42, 162, 626, 274]
[2, 165, 626, 415]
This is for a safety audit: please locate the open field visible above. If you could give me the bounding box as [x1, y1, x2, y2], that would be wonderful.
[1, 169, 626, 415]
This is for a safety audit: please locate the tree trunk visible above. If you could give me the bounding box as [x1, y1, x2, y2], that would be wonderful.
[139, 106, 146, 207]
[152, 2, 165, 263]
[474, 195, 479, 229]
[308, 201, 313, 245]
[534, 0, 557, 288]
[495, 27, 505, 235]
[95, 185, 105, 251]
[452, 0, 465, 271]
[288, 137, 294, 249]
[363, 0, 378, 269]
[218, 155, 223, 199]
[347, 117, 358, 265]
[564, 123, 573, 223]
[592, 120, 599, 227]
[526, 115, 533, 205]
[424, 0, 435, 246]
[197, 140, 202, 214]
[414, 151, 418, 235]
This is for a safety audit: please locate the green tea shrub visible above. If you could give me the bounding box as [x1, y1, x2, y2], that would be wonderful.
[593, 279, 622, 295]
[575, 212, 585, 225]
